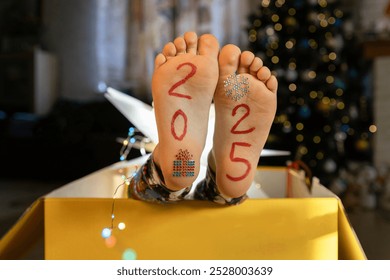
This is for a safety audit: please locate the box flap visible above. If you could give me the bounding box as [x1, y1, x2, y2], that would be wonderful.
[284, 167, 366, 259]
[337, 201, 367, 260]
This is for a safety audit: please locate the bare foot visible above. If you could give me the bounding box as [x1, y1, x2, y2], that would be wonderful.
[152, 32, 219, 191]
[212, 44, 277, 198]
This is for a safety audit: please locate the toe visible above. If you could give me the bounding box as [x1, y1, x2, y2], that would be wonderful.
[197, 34, 220, 57]
[174, 37, 187, 54]
[249, 57, 263, 76]
[162, 42, 177, 58]
[266, 75, 278, 94]
[237, 51, 255, 74]
[184, 31, 198, 54]
[257, 66, 271, 82]
[218, 44, 241, 76]
[154, 53, 167, 69]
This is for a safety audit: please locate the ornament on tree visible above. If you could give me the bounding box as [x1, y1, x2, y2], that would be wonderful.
[286, 69, 298, 81]
[323, 158, 337, 173]
[285, 16, 298, 27]
[330, 168, 350, 195]
[298, 105, 311, 119]
[356, 164, 378, 210]
[316, 100, 331, 113]
[355, 138, 370, 152]
[334, 130, 346, 154]
[326, 34, 344, 51]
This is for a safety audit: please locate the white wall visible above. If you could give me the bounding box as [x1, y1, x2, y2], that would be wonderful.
[42, 0, 99, 101]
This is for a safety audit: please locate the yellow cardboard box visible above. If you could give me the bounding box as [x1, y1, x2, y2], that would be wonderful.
[0, 158, 365, 260]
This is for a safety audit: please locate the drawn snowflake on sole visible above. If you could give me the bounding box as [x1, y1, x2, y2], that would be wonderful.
[224, 73, 250, 101]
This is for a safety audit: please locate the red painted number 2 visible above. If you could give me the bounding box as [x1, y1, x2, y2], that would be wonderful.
[226, 103, 255, 181]
[168, 62, 197, 100]
[169, 62, 197, 141]
[231, 104, 255, 134]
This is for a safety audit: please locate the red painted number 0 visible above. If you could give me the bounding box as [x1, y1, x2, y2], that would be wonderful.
[171, 109, 187, 141]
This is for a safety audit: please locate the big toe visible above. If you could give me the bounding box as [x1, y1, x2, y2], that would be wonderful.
[197, 34, 220, 58]
[218, 44, 241, 76]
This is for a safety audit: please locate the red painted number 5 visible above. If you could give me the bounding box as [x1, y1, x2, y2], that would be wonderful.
[226, 142, 252, 182]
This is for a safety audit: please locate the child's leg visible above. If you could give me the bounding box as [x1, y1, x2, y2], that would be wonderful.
[194, 151, 248, 205]
[196, 45, 277, 205]
[129, 153, 191, 203]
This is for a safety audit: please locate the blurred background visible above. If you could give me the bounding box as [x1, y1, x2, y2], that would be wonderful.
[0, 0, 390, 259]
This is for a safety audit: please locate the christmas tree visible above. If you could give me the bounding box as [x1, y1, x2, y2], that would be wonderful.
[247, 0, 373, 185]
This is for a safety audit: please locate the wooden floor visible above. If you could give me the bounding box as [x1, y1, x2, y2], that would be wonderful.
[1, 179, 389, 260]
